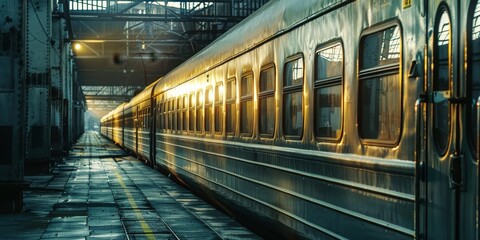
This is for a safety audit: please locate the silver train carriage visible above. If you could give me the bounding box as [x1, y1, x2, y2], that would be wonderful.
[101, 0, 480, 239]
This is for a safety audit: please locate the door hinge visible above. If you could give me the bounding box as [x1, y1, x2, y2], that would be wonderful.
[449, 154, 465, 191]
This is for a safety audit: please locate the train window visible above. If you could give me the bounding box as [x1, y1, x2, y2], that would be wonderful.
[469, 0, 480, 156]
[176, 97, 182, 132]
[183, 95, 188, 132]
[358, 25, 401, 144]
[205, 87, 213, 133]
[196, 90, 204, 133]
[163, 99, 171, 130]
[259, 65, 275, 137]
[160, 100, 165, 131]
[189, 93, 195, 132]
[314, 43, 343, 140]
[215, 83, 224, 134]
[241, 73, 254, 136]
[433, 10, 451, 154]
[171, 99, 175, 131]
[226, 78, 236, 135]
[143, 108, 146, 128]
[283, 56, 304, 139]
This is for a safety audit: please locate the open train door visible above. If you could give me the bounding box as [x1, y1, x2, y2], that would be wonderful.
[424, 0, 478, 239]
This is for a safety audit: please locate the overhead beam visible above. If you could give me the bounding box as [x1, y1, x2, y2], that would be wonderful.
[66, 13, 243, 22]
[85, 95, 134, 101]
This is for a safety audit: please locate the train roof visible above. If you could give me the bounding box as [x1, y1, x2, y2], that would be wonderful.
[153, 0, 343, 93]
[128, 81, 158, 107]
[100, 109, 114, 122]
[112, 102, 127, 115]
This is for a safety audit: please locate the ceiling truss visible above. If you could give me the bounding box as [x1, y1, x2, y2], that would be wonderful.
[56, 0, 269, 117]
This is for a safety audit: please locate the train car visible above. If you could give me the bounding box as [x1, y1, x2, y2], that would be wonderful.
[102, 0, 480, 239]
[100, 110, 113, 140]
[112, 102, 127, 147]
[120, 83, 156, 160]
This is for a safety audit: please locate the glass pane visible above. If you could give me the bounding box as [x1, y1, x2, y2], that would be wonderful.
[190, 94, 195, 108]
[226, 103, 236, 134]
[177, 98, 181, 131]
[241, 100, 253, 134]
[315, 85, 342, 138]
[196, 108, 203, 132]
[259, 96, 275, 136]
[241, 74, 253, 97]
[471, 1, 480, 154]
[183, 110, 187, 131]
[284, 58, 303, 87]
[283, 91, 303, 137]
[316, 44, 343, 80]
[197, 91, 204, 106]
[260, 67, 275, 92]
[215, 105, 223, 133]
[359, 74, 400, 140]
[183, 96, 188, 131]
[189, 110, 194, 131]
[215, 83, 223, 102]
[206, 88, 213, 105]
[205, 106, 212, 132]
[361, 26, 400, 69]
[226, 79, 236, 100]
[434, 11, 451, 152]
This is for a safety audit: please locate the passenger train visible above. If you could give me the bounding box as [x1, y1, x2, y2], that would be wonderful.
[101, 0, 480, 239]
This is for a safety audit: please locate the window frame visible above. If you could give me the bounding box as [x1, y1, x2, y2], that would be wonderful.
[189, 93, 195, 133]
[283, 54, 304, 140]
[176, 96, 182, 132]
[258, 64, 276, 138]
[205, 86, 213, 134]
[357, 21, 403, 146]
[215, 82, 224, 135]
[240, 72, 254, 137]
[196, 89, 204, 133]
[226, 77, 236, 136]
[313, 40, 344, 142]
[182, 95, 188, 133]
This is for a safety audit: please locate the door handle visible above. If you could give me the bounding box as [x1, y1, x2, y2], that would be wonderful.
[415, 97, 426, 181]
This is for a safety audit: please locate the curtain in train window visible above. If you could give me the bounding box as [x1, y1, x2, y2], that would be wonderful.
[283, 57, 304, 138]
[226, 78, 236, 135]
[259, 66, 275, 137]
[205, 87, 213, 132]
[215, 83, 224, 134]
[241, 73, 254, 136]
[196, 90, 204, 132]
[314, 43, 343, 139]
[433, 11, 451, 154]
[470, 1, 480, 155]
[359, 25, 401, 142]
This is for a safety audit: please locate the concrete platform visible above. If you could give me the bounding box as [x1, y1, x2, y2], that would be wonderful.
[0, 131, 261, 239]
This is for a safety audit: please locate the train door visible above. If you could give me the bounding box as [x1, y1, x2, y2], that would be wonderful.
[150, 96, 157, 167]
[424, 1, 476, 239]
[462, 0, 480, 239]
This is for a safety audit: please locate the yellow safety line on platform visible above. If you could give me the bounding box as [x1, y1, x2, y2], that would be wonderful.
[115, 172, 155, 240]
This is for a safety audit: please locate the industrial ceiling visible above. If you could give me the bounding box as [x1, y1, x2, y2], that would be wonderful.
[59, 0, 269, 119]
